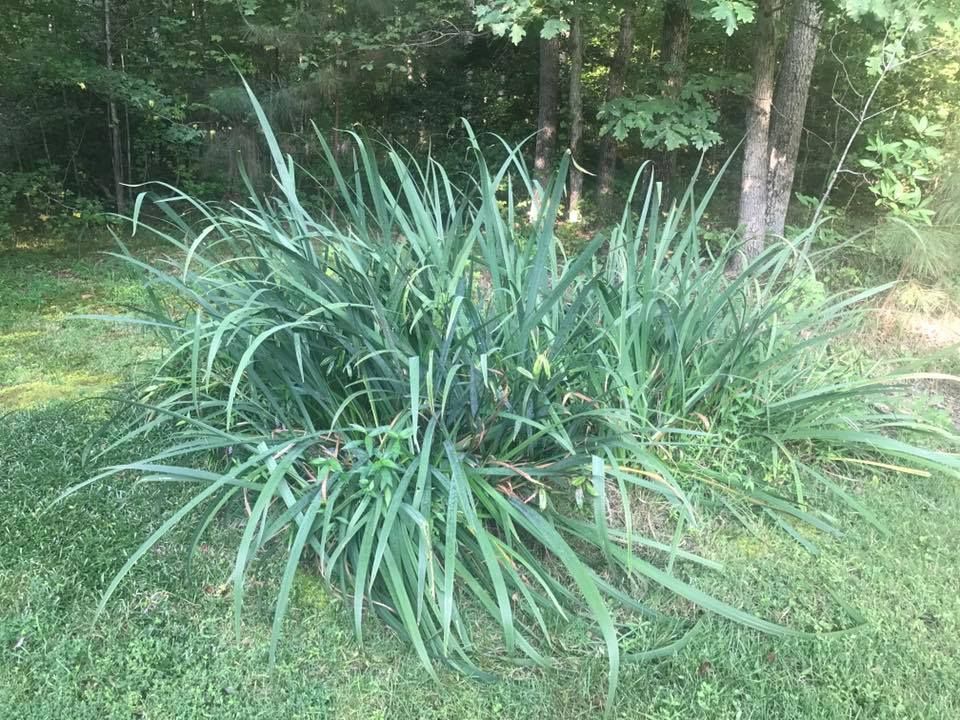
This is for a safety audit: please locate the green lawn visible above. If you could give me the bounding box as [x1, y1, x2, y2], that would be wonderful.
[0, 245, 161, 408]
[2, 245, 959, 719]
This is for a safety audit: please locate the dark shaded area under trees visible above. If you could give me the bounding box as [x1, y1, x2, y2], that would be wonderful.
[2, 0, 958, 260]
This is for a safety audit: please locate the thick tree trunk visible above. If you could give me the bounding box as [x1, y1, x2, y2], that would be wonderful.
[597, 11, 635, 216]
[529, 35, 560, 223]
[655, 0, 691, 201]
[765, 0, 823, 237]
[566, 14, 584, 223]
[733, 0, 776, 272]
[104, 0, 126, 214]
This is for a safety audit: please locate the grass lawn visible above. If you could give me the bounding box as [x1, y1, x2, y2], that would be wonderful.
[0, 243, 161, 409]
[2, 244, 959, 719]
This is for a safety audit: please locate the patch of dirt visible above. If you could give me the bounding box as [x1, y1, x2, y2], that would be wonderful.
[606, 484, 702, 555]
[871, 282, 960, 351]
[893, 312, 960, 349]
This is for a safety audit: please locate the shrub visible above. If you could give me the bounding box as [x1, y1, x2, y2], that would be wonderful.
[66, 83, 960, 714]
[0, 165, 107, 244]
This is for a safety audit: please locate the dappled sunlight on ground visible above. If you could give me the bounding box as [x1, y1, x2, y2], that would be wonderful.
[896, 311, 960, 349]
[867, 282, 960, 358]
[0, 247, 158, 411]
[0, 372, 118, 411]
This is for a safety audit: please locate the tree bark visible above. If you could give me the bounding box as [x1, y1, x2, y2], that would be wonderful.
[765, 0, 823, 237]
[104, 0, 126, 214]
[655, 0, 691, 201]
[529, 34, 560, 223]
[122, 47, 133, 189]
[597, 10, 635, 216]
[733, 0, 776, 272]
[566, 14, 584, 223]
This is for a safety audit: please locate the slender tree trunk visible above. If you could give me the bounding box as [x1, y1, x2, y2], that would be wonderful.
[765, 0, 823, 237]
[655, 0, 691, 202]
[122, 49, 133, 189]
[124, 105, 132, 187]
[61, 88, 82, 188]
[597, 11, 635, 216]
[332, 84, 341, 156]
[104, 0, 126, 214]
[810, 68, 886, 230]
[529, 35, 560, 223]
[797, 86, 816, 192]
[40, 122, 51, 164]
[733, 0, 776, 272]
[810, 39, 934, 238]
[566, 14, 584, 223]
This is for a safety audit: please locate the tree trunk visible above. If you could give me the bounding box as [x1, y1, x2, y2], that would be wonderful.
[61, 87, 82, 188]
[733, 0, 776, 272]
[529, 35, 560, 223]
[765, 0, 823, 237]
[597, 11, 635, 216]
[655, 0, 691, 201]
[566, 14, 584, 223]
[122, 47, 133, 189]
[104, 0, 126, 214]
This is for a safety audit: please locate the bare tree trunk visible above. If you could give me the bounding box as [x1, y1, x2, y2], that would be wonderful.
[529, 35, 560, 223]
[104, 0, 126, 214]
[566, 14, 584, 223]
[655, 0, 691, 202]
[597, 11, 635, 216]
[40, 122, 51, 164]
[733, 0, 776, 272]
[61, 87, 82, 188]
[122, 47, 133, 189]
[765, 0, 823, 237]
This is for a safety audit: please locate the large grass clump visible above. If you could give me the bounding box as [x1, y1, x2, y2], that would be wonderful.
[65, 84, 960, 712]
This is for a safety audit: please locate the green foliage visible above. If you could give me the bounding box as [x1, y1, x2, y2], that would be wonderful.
[75, 93, 734, 712]
[858, 115, 945, 223]
[872, 218, 960, 281]
[473, 1, 570, 43]
[4, 0, 959, 236]
[931, 151, 960, 225]
[598, 173, 958, 528]
[0, 402, 334, 719]
[61, 87, 960, 714]
[598, 76, 730, 150]
[0, 167, 108, 241]
[702, 0, 756, 35]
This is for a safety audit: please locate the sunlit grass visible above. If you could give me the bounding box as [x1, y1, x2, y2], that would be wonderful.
[0, 250, 161, 410]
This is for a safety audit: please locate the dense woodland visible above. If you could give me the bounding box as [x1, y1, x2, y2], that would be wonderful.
[2, 0, 959, 258]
